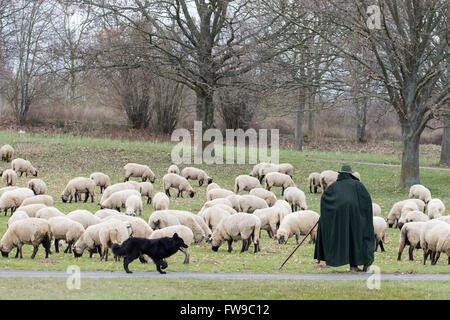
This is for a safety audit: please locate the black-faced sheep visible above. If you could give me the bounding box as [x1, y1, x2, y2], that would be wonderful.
[276, 210, 319, 245]
[319, 170, 338, 192]
[181, 167, 213, 186]
[21, 195, 53, 207]
[11, 158, 38, 177]
[66, 210, 101, 229]
[387, 199, 426, 228]
[48, 216, 85, 253]
[27, 178, 47, 195]
[238, 195, 268, 213]
[90, 172, 111, 194]
[264, 172, 296, 195]
[253, 206, 286, 239]
[427, 199, 445, 219]
[168, 164, 180, 175]
[234, 175, 261, 194]
[16, 203, 47, 218]
[100, 189, 141, 211]
[206, 188, 235, 201]
[397, 221, 427, 261]
[308, 172, 321, 194]
[409, 184, 432, 204]
[148, 210, 181, 230]
[123, 163, 156, 183]
[2, 169, 17, 186]
[373, 216, 387, 252]
[0, 187, 35, 216]
[162, 173, 195, 198]
[1, 144, 14, 162]
[249, 188, 277, 207]
[61, 177, 96, 203]
[153, 192, 170, 211]
[35, 207, 65, 220]
[283, 187, 307, 211]
[125, 195, 143, 216]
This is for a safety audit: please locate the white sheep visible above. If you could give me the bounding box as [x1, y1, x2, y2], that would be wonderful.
[2, 169, 17, 186]
[48, 216, 85, 253]
[372, 203, 382, 217]
[234, 175, 261, 194]
[203, 198, 233, 210]
[427, 198, 445, 219]
[256, 163, 278, 182]
[404, 210, 430, 224]
[125, 195, 143, 216]
[61, 177, 96, 203]
[276, 210, 320, 244]
[123, 163, 156, 183]
[0, 187, 35, 216]
[0, 218, 52, 259]
[94, 209, 120, 219]
[276, 163, 294, 177]
[192, 213, 213, 243]
[181, 167, 213, 186]
[421, 222, 450, 265]
[148, 210, 181, 230]
[206, 188, 234, 201]
[225, 194, 242, 211]
[432, 224, 450, 265]
[396, 201, 420, 229]
[104, 215, 152, 238]
[202, 206, 231, 232]
[35, 207, 65, 220]
[206, 182, 221, 194]
[138, 182, 154, 205]
[162, 173, 195, 198]
[211, 213, 261, 253]
[16, 203, 47, 218]
[1, 144, 14, 162]
[319, 170, 338, 192]
[66, 210, 101, 229]
[0, 186, 18, 197]
[409, 184, 432, 204]
[7, 210, 29, 228]
[11, 158, 38, 177]
[100, 189, 141, 211]
[100, 182, 139, 204]
[164, 210, 206, 243]
[373, 216, 387, 252]
[167, 164, 180, 175]
[27, 178, 47, 195]
[21, 195, 53, 207]
[387, 199, 426, 228]
[238, 194, 268, 213]
[249, 188, 277, 207]
[274, 199, 292, 217]
[153, 192, 170, 211]
[420, 219, 448, 265]
[308, 172, 321, 194]
[199, 203, 237, 219]
[90, 172, 111, 194]
[283, 187, 307, 211]
[253, 206, 286, 239]
[397, 221, 427, 261]
[264, 172, 296, 195]
[149, 225, 193, 264]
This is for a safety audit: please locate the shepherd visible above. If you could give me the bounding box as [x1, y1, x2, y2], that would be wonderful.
[314, 164, 375, 272]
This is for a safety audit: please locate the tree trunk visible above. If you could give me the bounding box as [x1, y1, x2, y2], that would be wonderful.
[307, 93, 315, 135]
[440, 114, 450, 165]
[295, 91, 306, 151]
[195, 88, 215, 160]
[400, 120, 420, 187]
[356, 96, 368, 142]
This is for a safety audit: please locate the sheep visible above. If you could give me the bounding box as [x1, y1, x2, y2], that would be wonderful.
[253, 206, 287, 239]
[0, 186, 18, 197]
[207, 188, 235, 201]
[95, 209, 120, 219]
[7, 210, 29, 228]
[387, 199, 426, 228]
[421, 223, 450, 265]
[73, 219, 131, 261]
[404, 210, 430, 224]
[276, 210, 320, 245]
[352, 172, 361, 180]
[199, 203, 237, 219]
[138, 182, 153, 205]
[238, 195, 268, 213]
[1, 144, 14, 162]
[396, 201, 420, 229]
[61, 177, 96, 203]
[319, 170, 338, 192]
[0, 218, 52, 259]
[124, 163, 156, 183]
[234, 175, 261, 194]
[16, 203, 47, 218]
[225, 194, 242, 211]
[203, 198, 233, 210]
[162, 173, 195, 198]
[149, 225, 193, 264]
[2, 169, 17, 186]
[211, 213, 261, 253]
[125, 195, 143, 216]
[372, 203, 382, 217]
[48, 216, 85, 253]
[264, 172, 296, 195]
[35, 207, 65, 220]
[192, 213, 213, 243]
[168, 164, 180, 175]
[27, 178, 47, 195]
[148, 211, 181, 230]
[308, 172, 322, 194]
[100, 189, 141, 211]
[373, 216, 387, 252]
[11, 158, 38, 177]
[202, 206, 231, 232]
[153, 192, 170, 211]
[90, 172, 111, 194]
[433, 224, 450, 265]
[276, 163, 294, 177]
[248, 188, 277, 207]
[283, 187, 307, 212]
[66, 210, 101, 230]
[20, 195, 53, 207]
[206, 182, 221, 194]
[274, 199, 292, 217]
[255, 163, 278, 182]
[163, 210, 206, 243]
[397, 221, 427, 261]
[427, 199, 445, 219]
[100, 182, 139, 204]
[104, 215, 152, 239]
[0, 187, 35, 216]
[181, 167, 213, 186]
[420, 219, 448, 265]
[409, 184, 432, 204]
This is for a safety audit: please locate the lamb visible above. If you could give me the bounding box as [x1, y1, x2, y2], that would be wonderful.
[61, 177, 96, 203]
[0, 218, 52, 259]
[125, 195, 143, 216]
[66, 210, 101, 229]
[7, 210, 29, 228]
[387, 199, 426, 228]
[420, 219, 448, 265]
[35, 207, 65, 220]
[153, 192, 170, 211]
[397, 221, 427, 261]
[149, 225, 193, 264]
[264, 172, 296, 195]
[162, 173, 195, 198]
[211, 213, 261, 253]
[164, 210, 206, 243]
[27, 178, 47, 195]
[138, 182, 154, 205]
[2, 169, 17, 186]
[276, 163, 294, 177]
[1, 144, 14, 162]
[421, 222, 450, 265]
[48, 216, 85, 253]
[238, 195, 268, 213]
[308, 172, 322, 194]
[148, 211, 181, 230]
[427, 199, 445, 219]
[234, 175, 261, 194]
[11, 158, 38, 177]
[373, 216, 387, 252]
[90, 172, 111, 194]
[283, 187, 307, 211]
[94, 209, 120, 219]
[372, 203, 382, 217]
[100, 189, 141, 211]
[104, 215, 153, 238]
[206, 188, 234, 201]
[249, 188, 277, 207]
[21, 195, 53, 207]
[409, 184, 432, 204]
[167, 164, 180, 175]
[0, 187, 35, 216]
[100, 182, 139, 204]
[16, 204, 47, 218]
[253, 206, 287, 239]
[206, 182, 220, 194]
[276, 210, 320, 245]
[319, 170, 338, 191]
[181, 167, 213, 186]
[202, 206, 231, 232]
[123, 163, 156, 183]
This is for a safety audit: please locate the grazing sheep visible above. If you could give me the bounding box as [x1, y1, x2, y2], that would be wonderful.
[61, 177, 96, 203]
[192, 213, 212, 243]
[253, 206, 287, 239]
[149, 225, 193, 264]
[90, 172, 111, 194]
[94, 209, 120, 219]
[153, 192, 170, 211]
[387, 199, 426, 228]
[283, 187, 307, 211]
[138, 182, 153, 205]
[404, 210, 430, 224]
[319, 170, 338, 192]
[202, 206, 231, 232]
[234, 175, 261, 194]
[167, 164, 180, 175]
[409, 184, 432, 204]
[396, 201, 420, 229]
[1, 144, 14, 162]
[66, 210, 101, 229]
[0, 187, 35, 216]
[274, 199, 292, 217]
[264, 172, 296, 195]
[420, 219, 448, 265]
[433, 224, 450, 265]
[164, 210, 205, 243]
[100, 182, 139, 204]
[100, 189, 141, 211]
[206, 182, 221, 194]
[372, 203, 382, 217]
[427, 199, 445, 219]
[421, 223, 450, 265]
[162, 173, 195, 198]
[27, 178, 47, 195]
[211, 213, 261, 253]
[11, 158, 38, 177]
[276, 163, 294, 177]
[2, 169, 17, 186]
[181, 167, 213, 186]
[256, 163, 278, 183]
[276, 210, 320, 245]
[373, 216, 387, 252]
[124, 163, 156, 183]
[35, 207, 65, 220]
[125, 195, 143, 216]
[225, 194, 242, 211]
[21, 195, 53, 207]
[207, 188, 234, 201]
[148, 211, 181, 230]
[238, 195, 268, 213]
[308, 172, 321, 194]
[249, 163, 271, 181]
[16, 204, 47, 218]
[104, 215, 152, 238]
[48, 216, 85, 253]
[249, 188, 277, 207]
[7, 210, 29, 228]
[0, 186, 18, 197]
[0, 218, 52, 259]
[397, 221, 427, 261]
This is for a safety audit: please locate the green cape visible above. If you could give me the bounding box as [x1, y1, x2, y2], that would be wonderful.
[313, 173, 375, 267]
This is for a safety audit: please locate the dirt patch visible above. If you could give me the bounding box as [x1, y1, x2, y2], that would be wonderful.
[202, 259, 220, 265]
[39, 259, 59, 264]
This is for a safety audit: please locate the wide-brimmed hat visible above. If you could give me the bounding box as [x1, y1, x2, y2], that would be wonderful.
[338, 164, 354, 174]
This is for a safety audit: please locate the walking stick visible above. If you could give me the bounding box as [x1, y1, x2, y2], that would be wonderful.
[279, 219, 319, 270]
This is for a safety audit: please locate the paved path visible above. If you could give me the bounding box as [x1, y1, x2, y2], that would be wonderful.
[308, 158, 450, 171]
[0, 270, 448, 280]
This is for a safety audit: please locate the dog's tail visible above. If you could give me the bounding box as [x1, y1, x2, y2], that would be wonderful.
[111, 242, 127, 257]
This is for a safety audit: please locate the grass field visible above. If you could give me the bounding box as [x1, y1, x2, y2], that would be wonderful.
[0, 130, 448, 300]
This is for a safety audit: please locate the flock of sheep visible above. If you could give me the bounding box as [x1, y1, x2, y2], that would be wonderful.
[0, 142, 449, 270]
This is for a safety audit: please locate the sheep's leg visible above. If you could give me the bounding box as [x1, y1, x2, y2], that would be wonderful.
[54, 239, 60, 253]
[408, 246, 414, 261]
[291, 204, 295, 212]
[43, 239, 51, 259]
[165, 189, 171, 197]
[84, 192, 89, 203]
[295, 234, 299, 244]
[227, 240, 233, 253]
[147, 197, 151, 205]
[309, 185, 312, 193]
[379, 241, 385, 252]
[124, 176, 129, 182]
[199, 180, 203, 187]
[314, 186, 318, 193]
[64, 242, 71, 254]
[15, 247, 20, 259]
[240, 239, 247, 253]
[374, 241, 378, 252]
[90, 192, 94, 203]
[183, 248, 190, 264]
[423, 250, 429, 265]
[30, 245, 39, 259]
[432, 252, 440, 265]
[20, 172, 23, 177]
